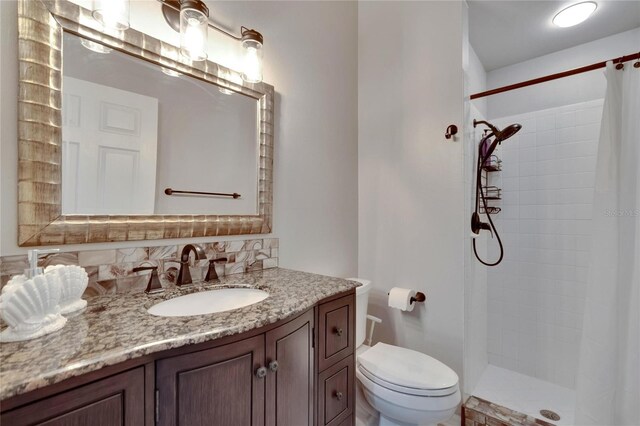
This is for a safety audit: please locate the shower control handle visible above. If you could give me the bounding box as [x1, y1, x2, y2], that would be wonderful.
[471, 212, 494, 237]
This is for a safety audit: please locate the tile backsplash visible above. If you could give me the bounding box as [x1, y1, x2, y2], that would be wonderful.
[0, 238, 279, 297]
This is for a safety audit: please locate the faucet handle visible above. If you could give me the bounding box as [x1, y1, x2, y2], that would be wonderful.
[133, 266, 162, 294]
[205, 258, 227, 282]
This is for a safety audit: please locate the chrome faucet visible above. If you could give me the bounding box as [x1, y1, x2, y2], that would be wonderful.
[176, 244, 207, 286]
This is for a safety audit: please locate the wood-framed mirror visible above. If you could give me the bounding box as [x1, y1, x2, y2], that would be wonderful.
[17, 0, 274, 247]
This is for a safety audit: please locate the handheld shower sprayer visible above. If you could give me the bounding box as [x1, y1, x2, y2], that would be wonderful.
[471, 119, 521, 266]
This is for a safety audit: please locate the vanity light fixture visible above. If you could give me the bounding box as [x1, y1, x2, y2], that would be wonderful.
[91, 0, 130, 31]
[241, 28, 264, 83]
[159, 0, 265, 82]
[553, 2, 597, 28]
[179, 0, 209, 61]
[80, 38, 113, 54]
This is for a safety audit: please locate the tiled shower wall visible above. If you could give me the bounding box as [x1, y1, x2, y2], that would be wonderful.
[0, 238, 278, 297]
[486, 99, 603, 389]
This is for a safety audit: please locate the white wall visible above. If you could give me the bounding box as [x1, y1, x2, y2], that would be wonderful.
[358, 1, 465, 379]
[463, 3, 489, 395]
[486, 27, 639, 118]
[0, 1, 359, 279]
[487, 99, 602, 389]
[468, 46, 488, 118]
[463, 104, 490, 395]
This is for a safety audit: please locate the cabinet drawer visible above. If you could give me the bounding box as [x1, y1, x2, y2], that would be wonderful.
[317, 355, 354, 426]
[318, 294, 355, 372]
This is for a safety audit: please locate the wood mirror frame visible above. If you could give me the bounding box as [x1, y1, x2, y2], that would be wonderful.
[17, 0, 274, 247]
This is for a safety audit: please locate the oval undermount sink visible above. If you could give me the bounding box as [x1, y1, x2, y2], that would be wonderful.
[147, 288, 269, 317]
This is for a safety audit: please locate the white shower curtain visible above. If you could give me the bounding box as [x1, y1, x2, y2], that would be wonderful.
[575, 62, 640, 425]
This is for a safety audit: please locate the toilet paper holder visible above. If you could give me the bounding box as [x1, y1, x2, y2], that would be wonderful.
[387, 291, 426, 305]
[410, 292, 426, 304]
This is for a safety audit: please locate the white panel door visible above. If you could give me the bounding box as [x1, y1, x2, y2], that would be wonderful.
[62, 77, 159, 215]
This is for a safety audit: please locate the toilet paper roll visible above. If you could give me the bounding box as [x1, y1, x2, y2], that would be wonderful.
[388, 287, 416, 312]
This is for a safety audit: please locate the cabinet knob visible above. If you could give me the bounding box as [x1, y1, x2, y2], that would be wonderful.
[334, 391, 343, 401]
[255, 366, 267, 378]
[268, 360, 279, 372]
[333, 327, 343, 337]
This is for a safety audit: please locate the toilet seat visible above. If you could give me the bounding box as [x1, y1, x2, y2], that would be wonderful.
[356, 366, 461, 412]
[357, 343, 459, 397]
[358, 364, 458, 397]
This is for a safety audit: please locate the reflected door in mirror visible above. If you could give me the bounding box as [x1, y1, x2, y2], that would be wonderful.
[62, 77, 158, 215]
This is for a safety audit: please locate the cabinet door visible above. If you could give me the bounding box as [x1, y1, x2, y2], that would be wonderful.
[156, 335, 265, 426]
[1, 367, 145, 426]
[265, 310, 314, 426]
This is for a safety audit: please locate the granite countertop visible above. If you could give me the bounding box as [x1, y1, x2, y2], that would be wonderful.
[0, 268, 358, 400]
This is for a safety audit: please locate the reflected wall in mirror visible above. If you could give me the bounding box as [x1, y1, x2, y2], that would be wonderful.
[62, 32, 259, 216]
[17, 0, 274, 246]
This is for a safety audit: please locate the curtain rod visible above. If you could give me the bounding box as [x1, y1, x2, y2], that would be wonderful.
[470, 52, 640, 100]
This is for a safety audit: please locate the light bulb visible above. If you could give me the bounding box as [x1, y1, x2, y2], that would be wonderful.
[92, 0, 130, 31]
[242, 40, 263, 83]
[180, 2, 208, 61]
[553, 2, 597, 28]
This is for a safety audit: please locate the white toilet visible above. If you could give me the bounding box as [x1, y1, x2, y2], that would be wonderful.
[349, 278, 461, 426]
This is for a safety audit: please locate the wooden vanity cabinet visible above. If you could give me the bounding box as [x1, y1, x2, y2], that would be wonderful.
[0, 291, 355, 426]
[155, 309, 314, 426]
[1, 368, 145, 426]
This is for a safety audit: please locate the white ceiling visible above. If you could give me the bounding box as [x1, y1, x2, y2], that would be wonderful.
[469, 0, 640, 71]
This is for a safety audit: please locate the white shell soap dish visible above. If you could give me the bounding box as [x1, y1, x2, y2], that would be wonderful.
[45, 265, 89, 315]
[0, 273, 67, 342]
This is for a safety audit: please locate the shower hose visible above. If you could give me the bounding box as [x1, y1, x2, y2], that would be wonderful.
[473, 151, 504, 266]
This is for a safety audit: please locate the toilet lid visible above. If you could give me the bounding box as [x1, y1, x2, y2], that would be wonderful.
[357, 343, 459, 391]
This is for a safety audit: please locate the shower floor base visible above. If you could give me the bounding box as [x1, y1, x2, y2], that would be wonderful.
[471, 365, 575, 425]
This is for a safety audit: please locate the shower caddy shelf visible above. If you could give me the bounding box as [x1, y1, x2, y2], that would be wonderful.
[482, 155, 502, 172]
[480, 155, 502, 215]
[480, 206, 501, 215]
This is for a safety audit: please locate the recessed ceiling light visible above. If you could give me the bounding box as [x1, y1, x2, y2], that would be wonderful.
[553, 2, 597, 28]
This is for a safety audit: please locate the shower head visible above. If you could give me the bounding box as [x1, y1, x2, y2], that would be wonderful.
[496, 123, 522, 142]
[473, 119, 522, 160]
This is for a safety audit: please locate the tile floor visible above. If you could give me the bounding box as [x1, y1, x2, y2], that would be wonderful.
[473, 365, 575, 425]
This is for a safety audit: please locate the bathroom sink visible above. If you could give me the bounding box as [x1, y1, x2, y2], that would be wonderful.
[147, 288, 269, 317]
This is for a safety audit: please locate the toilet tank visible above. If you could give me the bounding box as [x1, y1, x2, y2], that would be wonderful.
[347, 278, 372, 347]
